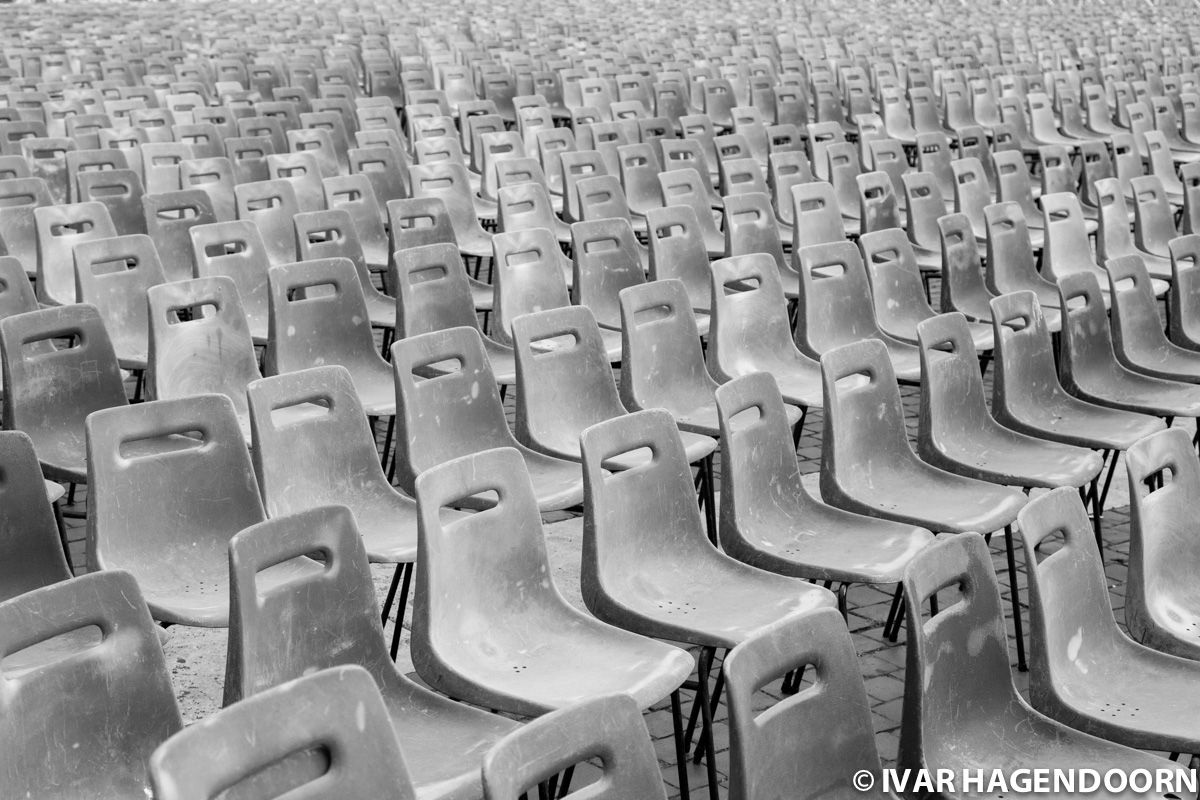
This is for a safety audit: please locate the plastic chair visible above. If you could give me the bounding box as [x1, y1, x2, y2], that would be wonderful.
[180, 157, 237, 223]
[916, 312, 1103, 492]
[391, 326, 585, 510]
[1041, 192, 1121, 299]
[395, 243, 515, 383]
[1095, 178, 1174, 282]
[0, 430, 72, 602]
[983, 201, 1064, 331]
[389, 196, 493, 310]
[899, 532, 1178, 785]
[143, 188, 217, 282]
[570, 217, 652, 330]
[147, 276, 261, 437]
[1, 303, 127, 483]
[85, 394, 280, 626]
[937, 212, 999, 322]
[34, 200, 118, 305]
[1126, 428, 1200, 660]
[151, 666, 416, 800]
[293, 208, 395, 330]
[645, 204, 717, 315]
[716, 372, 931, 600]
[76, 167, 146, 235]
[820, 338, 1029, 663]
[900, 171, 950, 273]
[1169, 235, 1200, 352]
[495, 182, 574, 287]
[73, 233, 165, 372]
[723, 191, 796, 297]
[707, 253, 823, 410]
[0, 177, 52, 277]
[225, 504, 517, 799]
[0, 571, 182, 799]
[234, 179, 301, 266]
[1058, 271, 1200, 421]
[1108, 255, 1200, 382]
[859, 228, 993, 349]
[580, 408, 835, 798]
[324, 173, 389, 269]
[724, 608, 889, 800]
[512, 305, 715, 467]
[267, 151, 324, 213]
[1018, 488, 1200, 755]
[410, 161, 494, 257]
[482, 694, 667, 800]
[794, 241, 923, 382]
[190, 219, 272, 344]
[266, 257, 394, 416]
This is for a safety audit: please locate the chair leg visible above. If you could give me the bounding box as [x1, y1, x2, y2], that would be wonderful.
[381, 415, 396, 473]
[53, 501, 73, 573]
[882, 584, 905, 642]
[693, 660, 725, 764]
[837, 583, 849, 621]
[670, 690, 691, 800]
[791, 405, 808, 449]
[556, 766, 574, 798]
[1003, 525, 1028, 672]
[700, 455, 717, 546]
[694, 647, 720, 800]
[683, 649, 726, 754]
[381, 562, 403, 625]
[388, 563, 414, 661]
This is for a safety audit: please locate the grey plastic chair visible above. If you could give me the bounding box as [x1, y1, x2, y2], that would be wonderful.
[1, 303, 127, 483]
[266, 257, 394, 416]
[580, 408, 835, 797]
[147, 276, 261, 438]
[1126, 428, 1200, 660]
[235, 179, 301, 266]
[73, 233, 166, 372]
[1019, 488, 1200, 756]
[293, 207, 395, 330]
[411, 448, 695, 793]
[725, 608, 889, 800]
[645, 204, 718, 315]
[482, 694, 668, 800]
[1108, 255, 1200, 383]
[388, 196, 493, 310]
[395, 242, 515, 383]
[570, 216, 654, 331]
[226, 504, 517, 799]
[0, 571, 182, 799]
[899, 532, 1180, 791]
[794, 241, 923, 383]
[1169, 235, 1200, 352]
[983, 201, 1064, 331]
[391, 326, 585, 510]
[512, 305, 715, 467]
[716, 372, 932, 612]
[190, 219, 272, 344]
[33, 200, 118, 305]
[151, 666, 416, 800]
[76, 167, 146, 235]
[821, 338, 1030, 665]
[707, 253, 823, 411]
[1095, 177, 1173, 283]
[142, 188, 217, 282]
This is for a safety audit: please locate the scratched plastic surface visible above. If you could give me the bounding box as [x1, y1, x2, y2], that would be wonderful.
[0, 430, 70, 604]
[33, 201, 117, 306]
[1106, 255, 1200, 383]
[190, 220, 273, 344]
[74, 233, 166, 371]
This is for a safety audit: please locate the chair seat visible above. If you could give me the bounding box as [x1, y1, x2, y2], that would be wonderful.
[589, 552, 836, 649]
[1122, 344, 1200, 383]
[473, 194, 498, 220]
[421, 602, 693, 717]
[670, 398, 802, 438]
[726, 503, 933, 584]
[924, 425, 1104, 489]
[997, 393, 1164, 450]
[346, 488, 422, 563]
[43, 480, 65, 505]
[882, 340, 923, 383]
[380, 673, 519, 800]
[118, 354, 148, 371]
[720, 352, 823, 409]
[1038, 635, 1200, 754]
[519, 446, 585, 510]
[823, 458, 1027, 534]
[1071, 368, 1200, 418]
[456, 227, 494, 257]
[348, 366, 397, 417]
[31, 429, 89, 483]
[365, 292, 397, 329]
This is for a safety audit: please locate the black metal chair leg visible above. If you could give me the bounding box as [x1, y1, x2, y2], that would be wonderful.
[389, 563, 414, 660]
[1004, 525, 1027, 672]
[670, 690, 691, 800]
[700, 455, 717, 546]
[695, 648, 720, 800]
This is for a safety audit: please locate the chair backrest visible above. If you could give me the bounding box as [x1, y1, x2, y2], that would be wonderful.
[190, 219, 272, 338]
[645, 203, 714, 312]
[0, 571, 182, 797]
[1170, 234, 1200, 347]
[707, 253, 798, 375]
[724, 191, 787, 273]
[265, 257, 385, 376]
[293, 208, 382, 300]
[180, 157, 237, 223]
[482, 694, 666, 800]
[725, 607, 883, 800]
[511, 305, 625, 460]
[86, 394, 265, 582]
[1, 303, 126, 438]
[937, 212, 994, 319]
[1107, 254, 1171, 363]
[898, 532, 1021, 769]
[901, 170, 948, 252]
[1057, 271, 1119, 390]
[34, 200, 118, 305]
[558, 149, 607, 222]
[984, 201, 1048, 296]
[0, 177, 53, 276]
[571, 217, 645, 328]
[147, 276, 260, 414]
[267, 151, 324, 213]
[235, 179, 301, 266]
[151, 665, 415, 800]
[1130, 175, 1177, 256]
[143, 188, 217, 282]
[491, 228, 571, 345]
[76, 167, 146, 235]
[0, 430, 71, 603]
[618, 279, 715, 414]
[395, 242, 486, 337]
[225, 505, 388, 704]
[989, 290, 1067, 419]
[388, 196, 457, 256]
[858, 228, 938, 337]
[73, 233, 166, 363]
[391, 326, 514, 496]
[790, 180, 845, 251]
[409, 160, 490, 243]
[916, 312, 993, 457]
[1041, 192, 1105, 284]
[580, 408, 712, 608]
